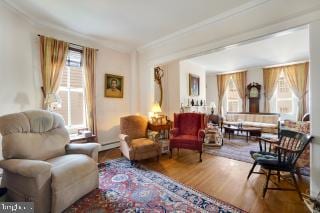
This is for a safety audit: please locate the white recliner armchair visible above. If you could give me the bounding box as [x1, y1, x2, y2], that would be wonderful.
[0, 110, 100, 213]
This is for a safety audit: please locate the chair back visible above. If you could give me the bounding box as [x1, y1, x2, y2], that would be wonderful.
[277, 129, 313, 167]
[174, 113, 205, 136]
[0, 110, 69, 160]
[120, 115, 148, 139]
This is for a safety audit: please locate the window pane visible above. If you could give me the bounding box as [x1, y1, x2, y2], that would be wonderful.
[70, 92, 84, 126]
[70, 67, 83, 88]
[60, 69, 68, 87]
[66, 49, 82, 67]
[277, 100, 292, 113]
[55, 91, 68, 125]
[228, 100, 239, 112]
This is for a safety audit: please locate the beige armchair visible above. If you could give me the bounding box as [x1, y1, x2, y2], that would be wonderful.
[119, 115, 161, 163]
[0, 110, 100, 213]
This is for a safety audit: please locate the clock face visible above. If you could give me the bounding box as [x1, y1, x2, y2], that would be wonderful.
[249, 87, 259, 98]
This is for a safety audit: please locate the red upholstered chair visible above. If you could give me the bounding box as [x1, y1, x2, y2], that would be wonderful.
[169, 113, 206, 162]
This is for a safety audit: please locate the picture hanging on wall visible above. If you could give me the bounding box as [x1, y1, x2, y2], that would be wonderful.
[189, 73, 200, 96]
[105, 74, 124, 98]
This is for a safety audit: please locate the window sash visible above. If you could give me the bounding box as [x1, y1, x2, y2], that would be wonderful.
[57, 64, 86, 129]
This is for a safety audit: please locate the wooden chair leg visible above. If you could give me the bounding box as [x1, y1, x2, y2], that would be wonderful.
[199, 151, 202, 162]
[263, 169, 271, 198]
[247, 161, 257, 180]
[277, 170, 281, 182]
[170, 148, 173, 158]
[291, 172, 303, 200]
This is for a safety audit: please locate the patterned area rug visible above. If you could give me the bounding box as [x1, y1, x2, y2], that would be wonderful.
[204, 135, 310, 176]
[66, 158, 246, 213]
[204, 136, 259, 164]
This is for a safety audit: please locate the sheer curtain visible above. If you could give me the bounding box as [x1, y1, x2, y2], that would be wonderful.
[263, 67, 281, 112]
[231, 71, 247, 112]
[283, 62, 309, 120]
[83, 47, 97, 135]
[39, 36, 68, 108]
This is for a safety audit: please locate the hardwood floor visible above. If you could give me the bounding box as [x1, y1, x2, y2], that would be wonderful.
[99, 148, 309, 213]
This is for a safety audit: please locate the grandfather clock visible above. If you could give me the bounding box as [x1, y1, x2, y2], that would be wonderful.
[247, 82, 261, 113]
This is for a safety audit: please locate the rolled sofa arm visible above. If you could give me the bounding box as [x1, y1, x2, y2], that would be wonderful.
[0, 159, 52, 186]
[198, 129, 206, 141]
[119, 134, 131, 145]
[65, 143, 101, 162]
[170, 128, 179, 137]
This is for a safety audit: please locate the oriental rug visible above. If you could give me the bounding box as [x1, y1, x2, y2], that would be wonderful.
[66, 158, 246, 213]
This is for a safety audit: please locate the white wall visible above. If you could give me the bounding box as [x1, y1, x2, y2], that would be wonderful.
[166, 61, 180, 120]
[95, 49, 131, 144]
[0, 3, 41, 116]
[0, 2, 134, 145]
[179, 61, 206, 106]
[206, 74, 218, 108]
[310, 20, 320, 198]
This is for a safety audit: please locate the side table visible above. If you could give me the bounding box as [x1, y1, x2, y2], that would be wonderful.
[204, 127, 223, 147]
[148, 121, 172, 154]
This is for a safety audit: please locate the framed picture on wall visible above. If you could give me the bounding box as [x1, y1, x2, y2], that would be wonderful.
[189, 74, 200, 96]
[105, 74, 124, 98]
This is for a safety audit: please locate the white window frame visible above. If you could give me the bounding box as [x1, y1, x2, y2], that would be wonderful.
[275, 72, 294, 115]
[58, 66, 86, 130]
[226, 78, 241, 112]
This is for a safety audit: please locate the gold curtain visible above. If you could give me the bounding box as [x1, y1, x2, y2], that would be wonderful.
[231, 71, 247, 111]
[83, 47, 97, 135]
[40, 36, 68, 108]
[283, 62, 309, 120]
[217, 74, 230, 114]
[263, 67, 281, 112]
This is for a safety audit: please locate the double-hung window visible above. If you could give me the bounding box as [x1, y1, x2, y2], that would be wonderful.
[275, 71, 294, 114]
[55, 47, 86, 129]
[226, 77, 241, 112]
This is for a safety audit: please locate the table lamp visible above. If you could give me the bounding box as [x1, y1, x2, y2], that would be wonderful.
[152, 103, 162, 116]
[45, 93, 62, 111]
[210, 102, 216, 114]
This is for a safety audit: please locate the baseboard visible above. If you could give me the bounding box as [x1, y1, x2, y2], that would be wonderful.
[99, 141, 120, 151]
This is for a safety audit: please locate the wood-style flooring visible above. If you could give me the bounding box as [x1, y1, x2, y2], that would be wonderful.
[99, 146, 309, 213]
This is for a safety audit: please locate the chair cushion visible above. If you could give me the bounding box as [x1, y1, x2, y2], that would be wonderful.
[120, 115, 148, 139]
[131, 138, 158, 154]
[175, 113, 203, 136]
[0, 110, 69, 160]
[170, 135, 202, 150]
[47, 154, 97, 192]
[47, 154, 98, 212]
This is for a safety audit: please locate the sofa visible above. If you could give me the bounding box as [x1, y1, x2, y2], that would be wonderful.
[0, 110, 100, 213]
[119, 115, 161, 162]
[223, 112, 280, 134]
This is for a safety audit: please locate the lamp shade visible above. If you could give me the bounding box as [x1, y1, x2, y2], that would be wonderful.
[152, 103, 162, 113]
[210, 102, 216, 108]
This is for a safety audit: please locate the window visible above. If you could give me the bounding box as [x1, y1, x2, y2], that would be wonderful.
[55, 47, 86, 129]
[226, 78, 241, 112]
[275, 72, 293, 114]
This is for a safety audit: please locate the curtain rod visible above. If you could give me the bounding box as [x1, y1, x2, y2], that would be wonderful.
[37, 34, 99, 51]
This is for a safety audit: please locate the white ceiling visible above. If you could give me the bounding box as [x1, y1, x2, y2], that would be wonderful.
[5, 0, 255, 49]
[187, 28, 309, 72]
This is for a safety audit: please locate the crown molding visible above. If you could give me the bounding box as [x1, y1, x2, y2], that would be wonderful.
[137, 0, 271, 52]
[2, 0, 134, 53]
